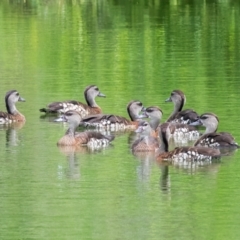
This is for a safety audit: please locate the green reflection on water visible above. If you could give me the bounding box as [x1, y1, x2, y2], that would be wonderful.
[0, 0, 240, 239]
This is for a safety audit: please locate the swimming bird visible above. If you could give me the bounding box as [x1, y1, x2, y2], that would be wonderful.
[40, 85, 106, 117]
[165, 90, 199, 124]
[190, 113, 239, 148]
[0, 90, 26, 124]
[132, 121, 159, 152]
[55, 110, 114, 148]
[156, 123, 221, 164]
[80, 100, 145, 131]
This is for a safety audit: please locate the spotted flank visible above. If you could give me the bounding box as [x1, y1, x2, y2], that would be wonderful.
[171, 118, 194, 125]
[166, 122, 200, 145]
[171, 151, 214, 163]
[83, 120, 135, 131]
[58, 102, 91, 114]
[158, 146, 221, 163]
[196, 138, 220, 148]
[87, 138, 112, 149]
[172, 128, 200, 141]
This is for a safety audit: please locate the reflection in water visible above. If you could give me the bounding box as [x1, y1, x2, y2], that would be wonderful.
[57, 146, 83, 180]
[0, 122, 25, 147]
[134, 151, 171, 193]
[134, 152, 156, 183]
[159, 164, 171, 194]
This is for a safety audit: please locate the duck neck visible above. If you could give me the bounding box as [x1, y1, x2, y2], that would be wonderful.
[6, 99, 18, 115]
[167, 99, 184, 122]
[65, 122, 78, 137]
[158, 129, 169, 153]
[149, 118, 160, 131]
[128, 108, 140, 121]
[85, 93, 98, 107]
[204, 121, 218, 134]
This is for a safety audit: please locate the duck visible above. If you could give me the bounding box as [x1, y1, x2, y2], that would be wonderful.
[40, 85, 106, 117]
[140, 106, 162, 134]
[156, 122, 221, 164]
[142, 106, 200, 142]
[55, 110, 115, 148]
[0, 90, 26, 124]
[80, 100, 145, 131]
[165, 90, 199, 124]
[131, 121, 159, 152]
[190, 113, 239, 148]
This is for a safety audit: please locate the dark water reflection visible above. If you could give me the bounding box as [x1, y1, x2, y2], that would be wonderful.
[0, 0, 240, 239]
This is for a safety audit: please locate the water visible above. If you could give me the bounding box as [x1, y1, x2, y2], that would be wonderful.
[0, 1, 240, 239]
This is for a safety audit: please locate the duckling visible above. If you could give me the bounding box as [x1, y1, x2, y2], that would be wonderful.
[165, 90, 199, 124]
[142, 106, 199, 142]
[0, 90, 26, 124]
[80, 100, 145, 131]
[132, 121, 159, 152]
[55, 110, 114, 148]
[190, 113, 239, 148]
[40, 85, 106, 117]
[156, 123, 221, 164]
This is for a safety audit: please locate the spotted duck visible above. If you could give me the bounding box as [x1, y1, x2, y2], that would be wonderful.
[40, 85, 106, 117]
[80, 100, 145, 131]
[165, 90, 199, 124]
[132, 121, 159, 152]
[156, 123, 221, 164]
[190, 113, 239, 148]
[142, 106, 200, 142]
[55, 110, 115, 148]
[0, 90, 26, 124]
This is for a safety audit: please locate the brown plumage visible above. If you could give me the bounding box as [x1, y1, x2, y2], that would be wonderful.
[0, 90, 26, 124]
[80, 100, 145, 131]
[190, 113, 239, 148]
[156, 123, 221, 163]
[165, 90, 199, 124]
[56, 110, 114, 147]
[40, 85, 106, 117]
[132, 121, 159, 152]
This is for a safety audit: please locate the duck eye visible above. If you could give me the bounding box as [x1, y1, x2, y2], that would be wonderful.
[147, 109, 153, 113]
[201, 116, 208, 120]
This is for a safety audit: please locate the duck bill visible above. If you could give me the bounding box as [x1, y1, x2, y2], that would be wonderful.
[98, 92, 106, 97]
[165, 97, 172, 102]
[189, 119, 202, 126]
[18, 96, 26, 102]
[137, 112, 148, 119]
[54, 115, 67, 122]
[135, 126, 143, 133]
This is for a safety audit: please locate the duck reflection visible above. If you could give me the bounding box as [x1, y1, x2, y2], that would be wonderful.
[0, 121, 25, 147]
[159, 164, 171, 193]
[57, 145, 82, 180]
[133, 151, 156, 182]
